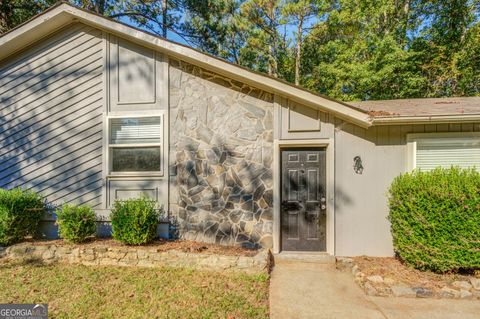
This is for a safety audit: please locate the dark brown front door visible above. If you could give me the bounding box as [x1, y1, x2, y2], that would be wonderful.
[281, 148, 326, 251]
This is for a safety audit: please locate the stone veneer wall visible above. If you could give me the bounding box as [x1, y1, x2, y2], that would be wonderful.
[169, 60, 274, 249]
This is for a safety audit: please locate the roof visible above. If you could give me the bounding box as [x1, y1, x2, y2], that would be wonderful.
[352, 97, 480, 116]
[1, 2, 479, 127]
[351, 97, 480, 125]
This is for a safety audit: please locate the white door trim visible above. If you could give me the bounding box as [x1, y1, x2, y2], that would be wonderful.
[273, 139, 335, 255]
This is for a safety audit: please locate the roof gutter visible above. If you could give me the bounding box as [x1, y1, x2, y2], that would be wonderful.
[372, 113, 480, 125]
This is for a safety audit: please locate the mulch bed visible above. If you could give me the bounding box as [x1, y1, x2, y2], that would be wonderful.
[353, 256, 479, 291]
[20, 238, 259, 257]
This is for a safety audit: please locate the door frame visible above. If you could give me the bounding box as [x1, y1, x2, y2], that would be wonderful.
[273, 139, 335, 255]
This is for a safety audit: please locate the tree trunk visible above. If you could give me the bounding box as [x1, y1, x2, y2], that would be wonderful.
[267, 1, 278, 77]
[94, 0, 106, 15]
[402, 0, 411, 45]
[295, 17, 304, 86]
[162, 0, 167, 38]
[0, 1, 12, 34]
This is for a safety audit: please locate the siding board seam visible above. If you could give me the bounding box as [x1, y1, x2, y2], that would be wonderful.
[0, 100, 102, 153]
[0, 52, 102, 105]
[0, 72, 101, 122]
[0, 33, 101, 90]
[0, 118, 103, 171]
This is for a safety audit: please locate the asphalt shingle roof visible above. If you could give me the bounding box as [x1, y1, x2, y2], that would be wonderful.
[350, 97, 480, 117]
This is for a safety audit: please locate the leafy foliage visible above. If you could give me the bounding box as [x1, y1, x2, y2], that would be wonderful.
[0, 188, 45, 246]
[110, 197, 161, 245]
[56, 204, 96, 243]
[0, 0, 57, 33]
[388, 167, 480, 273]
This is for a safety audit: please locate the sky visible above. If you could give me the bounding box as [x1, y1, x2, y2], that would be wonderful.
[117, 9, 318, 50]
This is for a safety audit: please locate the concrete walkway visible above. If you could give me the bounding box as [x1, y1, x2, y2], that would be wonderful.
[269, 259, 480, 319]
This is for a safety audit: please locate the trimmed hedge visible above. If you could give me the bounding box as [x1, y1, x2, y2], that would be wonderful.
[388, 167, 480, 273]
[110, 197, 160, 245]
[56, 204, 96, 243]
[0, 188, 45, 246]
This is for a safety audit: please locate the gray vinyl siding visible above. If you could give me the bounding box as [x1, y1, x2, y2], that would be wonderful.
[0, 23, 104, 208]
[334, 122, 480, 256]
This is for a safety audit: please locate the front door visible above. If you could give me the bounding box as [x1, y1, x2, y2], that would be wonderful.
[281, 148, 326, 251]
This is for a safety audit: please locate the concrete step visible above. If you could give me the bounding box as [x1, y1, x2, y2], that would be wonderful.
[273, 252, 336, 264]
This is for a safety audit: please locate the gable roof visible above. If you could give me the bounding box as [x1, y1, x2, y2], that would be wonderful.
[1, 2, 479, 127]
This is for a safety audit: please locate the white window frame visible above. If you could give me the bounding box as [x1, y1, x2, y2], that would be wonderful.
[407, 132, 480, 171]
[106, 112, 164, 177]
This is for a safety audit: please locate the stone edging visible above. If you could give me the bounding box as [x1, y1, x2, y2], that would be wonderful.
[0, 243, 270, 275]
[337, 257, 480, 300]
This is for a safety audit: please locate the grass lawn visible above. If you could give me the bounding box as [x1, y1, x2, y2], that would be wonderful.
[0, 260, 269, 318]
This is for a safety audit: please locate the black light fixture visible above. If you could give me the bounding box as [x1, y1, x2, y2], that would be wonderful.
[354, 156, 364, 174]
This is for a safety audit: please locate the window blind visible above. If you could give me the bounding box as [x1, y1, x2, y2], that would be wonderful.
[416, 137, 480, 171]
[110, 117, 161, 144]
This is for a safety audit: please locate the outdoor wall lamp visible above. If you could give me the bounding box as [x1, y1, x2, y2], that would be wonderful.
[354, 156, 364, 174]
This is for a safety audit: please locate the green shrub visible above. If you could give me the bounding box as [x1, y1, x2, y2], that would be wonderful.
[56, 204, 96, 243]
[110, 196, 160, 245]
[388, 167, 480, 273]
[0, 188, 45, 246]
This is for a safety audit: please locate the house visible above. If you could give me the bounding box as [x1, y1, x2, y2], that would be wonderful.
[1, 3, 479, 257]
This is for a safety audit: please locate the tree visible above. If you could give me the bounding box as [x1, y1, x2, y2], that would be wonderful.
[0, 0, 56, 34]
[181, 0, 289, 78]
[0, 1, 179, 39]
[72, 0, 180, 39]
[181, 0, 245, 63]
[282, 0, 324, 85]
[300, 0, 428, 100]
[454, 23, 480, 95]
[240, 0, 284, 77]
[409, 0, 480, 96]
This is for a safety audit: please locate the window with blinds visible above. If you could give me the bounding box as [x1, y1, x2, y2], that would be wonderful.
[109, 116, 162, 173]
[414, 136, 480, 171]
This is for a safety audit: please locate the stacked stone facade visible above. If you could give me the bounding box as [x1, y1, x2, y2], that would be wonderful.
[169, 60, 274, 248]
[1, 243, 268, 274]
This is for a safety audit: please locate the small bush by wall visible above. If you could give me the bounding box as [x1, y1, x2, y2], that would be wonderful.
[388, 167, 480, 273]
[56, 204, 96, 243]
[0, 188, 45, 246]
[110, 197, 161, 245]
